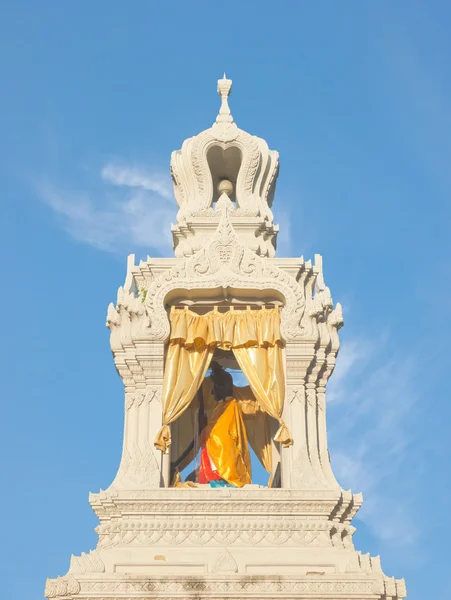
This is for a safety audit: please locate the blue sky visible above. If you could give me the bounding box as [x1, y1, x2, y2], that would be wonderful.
[1, 1, 450, 598]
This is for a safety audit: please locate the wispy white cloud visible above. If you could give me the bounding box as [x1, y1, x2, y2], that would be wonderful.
[40, 163, 298, 260]
[101, 163, 173, 200]
[328, 333, 419, 547]
[37, 163, 175, 255]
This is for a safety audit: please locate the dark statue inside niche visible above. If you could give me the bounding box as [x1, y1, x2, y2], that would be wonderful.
[210, 361, 234, 402]
[171, 358, 252, 488]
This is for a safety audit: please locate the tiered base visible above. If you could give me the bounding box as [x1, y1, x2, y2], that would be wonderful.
[45, 487, 406, 600]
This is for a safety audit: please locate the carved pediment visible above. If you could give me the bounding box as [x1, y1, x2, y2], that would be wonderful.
[144, 195, 305, 341]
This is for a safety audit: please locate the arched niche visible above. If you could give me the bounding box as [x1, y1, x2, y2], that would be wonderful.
[163, 286, 285, 489]
[207, 145, 242, 206]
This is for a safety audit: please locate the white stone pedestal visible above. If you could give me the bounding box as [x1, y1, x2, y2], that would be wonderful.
[45, 487, 406, 600]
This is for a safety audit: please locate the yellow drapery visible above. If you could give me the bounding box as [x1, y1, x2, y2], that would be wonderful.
[233, 346, 292, 448]
[204, 378, 272, 475]
[154, 340, 214, 452]
[205, 398, 252, 487]
[169, 305, 282, 349]
[154, 306, 292, 453]
[173, 378, 272, 476]
[233, 384, 273, 476]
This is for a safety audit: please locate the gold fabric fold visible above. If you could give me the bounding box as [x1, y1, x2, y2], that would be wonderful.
[155, 305, 292, 454]
[233, 385, 273, 475]
[170, 470, 197, 488]
[154, 340, 214, 453]
[154, 424, 171, 453]
[169, 306, 282, 348]
[233, 345, 293, 448]
[205, 399, 252, 487]
[170, 379, 272, 476]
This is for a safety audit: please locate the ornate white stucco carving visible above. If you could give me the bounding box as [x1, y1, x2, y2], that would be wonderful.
[45, 487, 406, 600]
[171, 75, 280, 257]
[145, 194, 309, 342]
[45, 76, 406, 600]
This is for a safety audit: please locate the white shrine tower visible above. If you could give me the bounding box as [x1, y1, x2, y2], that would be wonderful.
[45, 77, 406, 600]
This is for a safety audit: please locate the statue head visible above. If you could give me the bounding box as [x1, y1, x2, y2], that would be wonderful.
[210, 361, 233, 401]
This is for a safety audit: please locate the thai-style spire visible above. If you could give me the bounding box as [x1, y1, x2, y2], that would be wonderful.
[216, 74, 233, 124]
[170, 76, 280, 258]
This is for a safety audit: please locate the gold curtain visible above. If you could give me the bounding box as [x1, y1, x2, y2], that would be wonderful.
[233, 385, 273, 475]
[154, 340, 214, 453]
[233, 345, 292, 448]
[154, 306, 292, 453]
[169, 305, 282, 349]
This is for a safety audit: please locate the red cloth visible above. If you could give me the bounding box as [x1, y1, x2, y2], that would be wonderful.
[198, 446, 221, 483]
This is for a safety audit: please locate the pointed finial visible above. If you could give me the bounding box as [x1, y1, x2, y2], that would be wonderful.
[216, 74, 233, 124]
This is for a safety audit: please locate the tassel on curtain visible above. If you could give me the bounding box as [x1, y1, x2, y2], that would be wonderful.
[154, 306, 293, 453]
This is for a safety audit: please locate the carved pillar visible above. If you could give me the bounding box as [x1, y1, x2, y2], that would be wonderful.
[316, 342, 340, 488]
[315, 306, 342, 488]
[108, 341, 165, 490]
[138, 340, 166, 487]
[316, 384, 336, 486]
[305, 346, 329, 487]
[284, 342, 319, 489]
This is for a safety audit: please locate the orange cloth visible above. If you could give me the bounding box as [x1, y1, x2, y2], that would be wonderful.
[200, 398, 251, 488]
